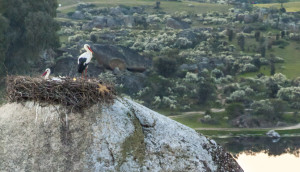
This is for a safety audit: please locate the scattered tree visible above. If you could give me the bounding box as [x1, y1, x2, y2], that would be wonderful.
[276, 34, 280, 40]
[260, 46, 266, 57]
[0, 14, 9, 76]
[237, 34, 245, 51]
[153, 57, 177, 77]
[90, 34, 97, 43]
[266, 79, 279, 98]
[0, 0, 60, 74]
[155, 1, 161, 9]
[277, 0, 289, 8]
[228, 29, 234, 42]
[270, 54, 276, 75]
[281, 30, 285, 38]
[196, 71, 216, 104]
[255, 31, 260, 42]
[226, 103, 245, 119]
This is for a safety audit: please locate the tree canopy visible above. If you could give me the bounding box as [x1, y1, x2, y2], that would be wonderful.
[0, 0, 59, 75]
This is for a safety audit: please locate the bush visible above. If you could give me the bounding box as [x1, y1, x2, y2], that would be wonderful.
[226, 103, 245, 119]
[277, 87, 300, 102]
[153, 57, 177, 77]
[251, 99, 286, 119]
[241, 64, 258, 73]
[272, 40, 289, 49]
[251, 100, 273, 116]
[226, 90, 247, 103]
[196, 77, 216, 104]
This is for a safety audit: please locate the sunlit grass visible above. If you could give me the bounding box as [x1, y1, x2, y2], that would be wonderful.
[57, 0, 232, 14]
[237, 38, 300, 79]
[254, 2, 300, 12]
[272, 41, 300, 79]
[172, 112, 231, 128]
[199, 128, 300, 137]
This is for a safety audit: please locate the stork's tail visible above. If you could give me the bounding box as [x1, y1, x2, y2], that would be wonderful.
[78, 58, 87, 73]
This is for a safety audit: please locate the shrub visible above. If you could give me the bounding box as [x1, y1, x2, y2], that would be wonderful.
[227, 90, 247, 103]
[272, 40, 289, 49]
[226, 103, 245, 119]
[184, 72, 198, 82]
[211, 68, 224, 79]
[196, 77, 216, 104]
[277, 87, 300, 102]
[251, 100, 273, 116]
[251, 99, 286, 119]
[153, 57, 177, 77]
[241, 63, 258, 73]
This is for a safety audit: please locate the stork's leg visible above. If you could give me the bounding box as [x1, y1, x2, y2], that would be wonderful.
[81, 72, 83, 80]
[85, 68, 87, 80]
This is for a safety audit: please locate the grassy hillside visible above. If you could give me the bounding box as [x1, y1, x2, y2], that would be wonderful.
[255, 2, 300, 12]
[57, 0, 232, 14]
[239, 41, 300, 79]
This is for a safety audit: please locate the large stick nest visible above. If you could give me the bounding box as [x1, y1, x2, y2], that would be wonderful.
[6, 76, 116, 112]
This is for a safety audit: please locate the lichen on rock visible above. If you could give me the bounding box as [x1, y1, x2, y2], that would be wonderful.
[0, 98, 243, 171]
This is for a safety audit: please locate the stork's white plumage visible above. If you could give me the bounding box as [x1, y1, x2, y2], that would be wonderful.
[78, 44, 93, 80]
[41, 68, 62, 81]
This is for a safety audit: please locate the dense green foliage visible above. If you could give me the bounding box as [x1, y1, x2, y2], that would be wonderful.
[226, 103, 245, 119]
[0, 0, 59, 75]
[0, 14, 9, 75]
[153, 57, 177, 77]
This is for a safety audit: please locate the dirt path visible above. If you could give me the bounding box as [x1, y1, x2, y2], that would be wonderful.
[168, 109, 225, 118]
[57, 1, 152, 11]
[168, 109, 300, 131]
[195, 123, 300, 131]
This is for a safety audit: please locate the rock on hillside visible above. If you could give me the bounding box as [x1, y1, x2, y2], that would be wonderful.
[93, 44, 152, 70]
[0, 98, 243, 171]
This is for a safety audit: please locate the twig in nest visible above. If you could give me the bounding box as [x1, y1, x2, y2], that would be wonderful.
[6, 76, 116, 112]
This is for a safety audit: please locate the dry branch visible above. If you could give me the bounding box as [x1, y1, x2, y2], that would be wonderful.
[6, 76, 116, 112]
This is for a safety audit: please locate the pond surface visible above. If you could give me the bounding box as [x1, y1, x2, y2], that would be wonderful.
[214, 136, 300, 172]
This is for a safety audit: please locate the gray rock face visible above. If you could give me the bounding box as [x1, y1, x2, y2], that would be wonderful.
[266, 130, 280, 138]
[71, 11, 85, 20]
[166, 18, 190, 29]
[122, 15, 135, 27]
[0, 98, 243, 171]
[53, 57, 104, 77]
[93, 16, 107, 28]
[93, 44, 152, 69]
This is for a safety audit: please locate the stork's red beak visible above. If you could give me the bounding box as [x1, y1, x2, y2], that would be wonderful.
[88, 47, 93, 53]
[42, 71, 47, 76]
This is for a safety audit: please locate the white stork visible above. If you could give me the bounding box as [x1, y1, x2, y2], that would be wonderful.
[78, 44, 94, 80]
[41, 68, 63, 81]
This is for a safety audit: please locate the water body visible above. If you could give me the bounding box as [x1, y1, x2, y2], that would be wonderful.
[214, 136, 300, 172]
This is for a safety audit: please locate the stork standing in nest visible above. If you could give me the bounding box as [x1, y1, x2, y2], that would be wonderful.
[78, 44, 94, 80]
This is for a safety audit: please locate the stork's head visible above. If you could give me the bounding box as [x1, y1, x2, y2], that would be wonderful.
[42, 68, 51, 79]
[84, 44, 93, 53]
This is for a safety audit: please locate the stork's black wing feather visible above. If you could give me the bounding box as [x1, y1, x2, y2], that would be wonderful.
[78, 58, 88, 73]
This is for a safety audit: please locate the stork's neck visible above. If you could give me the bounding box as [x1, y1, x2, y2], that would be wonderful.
[85, 47, 93, 54]
[45, 71, 50, 79]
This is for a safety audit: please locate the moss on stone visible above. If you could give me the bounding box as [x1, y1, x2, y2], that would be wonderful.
[118, 112, 146, 168]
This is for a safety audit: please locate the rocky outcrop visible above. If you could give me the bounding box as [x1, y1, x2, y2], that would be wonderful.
[53, 57, 104, 77]
[266, 130, 280, 138]
[0, 98, 243, 171]
[166, 18, 190, 29]
[93, 44, 152, 71]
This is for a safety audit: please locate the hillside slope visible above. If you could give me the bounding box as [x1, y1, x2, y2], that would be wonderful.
[0, 98, 242, 171]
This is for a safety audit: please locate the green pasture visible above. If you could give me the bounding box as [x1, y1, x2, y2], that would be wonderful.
[255, 2, 300, 12]
[57, 0, 232, 14]
[172, 112, 231, 128]
[198, 128, 300, 137]
[239, 41, 300, 79]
